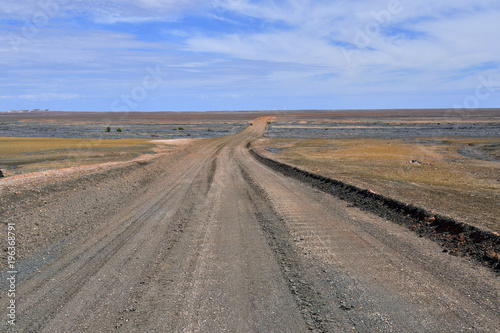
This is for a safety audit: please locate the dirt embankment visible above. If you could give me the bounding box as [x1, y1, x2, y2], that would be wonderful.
[249, 149, 500, 272]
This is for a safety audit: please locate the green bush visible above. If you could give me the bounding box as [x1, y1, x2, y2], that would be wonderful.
[116, 128, 122, 132]
[106, 126, 111, 132]
[178, 127, 185, 130]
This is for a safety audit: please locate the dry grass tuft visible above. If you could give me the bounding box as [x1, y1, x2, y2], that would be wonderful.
[0, 137, 156, 175]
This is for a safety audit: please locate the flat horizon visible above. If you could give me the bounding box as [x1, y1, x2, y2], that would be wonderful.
[1, 2, 499, 112]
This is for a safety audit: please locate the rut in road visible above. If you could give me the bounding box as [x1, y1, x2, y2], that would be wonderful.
[1, 116, 499, 332]
[7, 139, 220, 332]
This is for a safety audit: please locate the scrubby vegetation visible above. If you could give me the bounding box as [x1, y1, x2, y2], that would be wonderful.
[0, 137, 155, 175]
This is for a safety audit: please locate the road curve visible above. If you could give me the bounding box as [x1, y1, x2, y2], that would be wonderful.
[1, 117, 499, 332]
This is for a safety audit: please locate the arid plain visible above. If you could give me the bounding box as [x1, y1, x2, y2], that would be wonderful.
[0, 109, 499, 332]
[258, 109, 500, 233]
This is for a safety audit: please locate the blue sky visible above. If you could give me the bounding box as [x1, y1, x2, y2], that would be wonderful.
[0, 0, 499, 111]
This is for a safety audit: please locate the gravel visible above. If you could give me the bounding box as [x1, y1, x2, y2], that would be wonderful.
[265, 122, 500, 138]
[0, 122, 247, 139]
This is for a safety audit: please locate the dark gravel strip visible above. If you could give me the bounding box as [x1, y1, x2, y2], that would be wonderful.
[265, 122, 500, 139]
[250, 149, 500, 273]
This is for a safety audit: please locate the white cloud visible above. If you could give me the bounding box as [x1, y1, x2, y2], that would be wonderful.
[186, 1, 500, 84]
[0, 0, 209, 26]
[1, 0, 499, 111]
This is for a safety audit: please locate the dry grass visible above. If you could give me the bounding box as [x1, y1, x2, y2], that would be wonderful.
[0, 137, 156, 175]
[256, 137, 500, 233]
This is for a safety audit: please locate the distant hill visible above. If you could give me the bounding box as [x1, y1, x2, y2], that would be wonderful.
[4, 109, 53, 114]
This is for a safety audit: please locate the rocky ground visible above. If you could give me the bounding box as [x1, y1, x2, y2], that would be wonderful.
[0, 121, 247, 140]
[265, 120, 499, 139]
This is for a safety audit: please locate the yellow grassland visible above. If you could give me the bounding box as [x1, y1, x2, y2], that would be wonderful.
[0, 137, 156, 174]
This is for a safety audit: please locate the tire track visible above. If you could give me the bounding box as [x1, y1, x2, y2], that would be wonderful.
[114, 152, 218, 331]
[118, 133, 306, 332]
[241, 146, 500, 331]
[3, 116, 498, 332]
[3, 146, 216, 332]
[237, 162, 351, 332]
[250, 149, 500, 273]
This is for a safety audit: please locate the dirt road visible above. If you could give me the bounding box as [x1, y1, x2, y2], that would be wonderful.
[1, 117, 499, 332]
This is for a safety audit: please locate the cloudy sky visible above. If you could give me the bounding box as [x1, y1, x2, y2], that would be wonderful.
[1, 0, 499, 111]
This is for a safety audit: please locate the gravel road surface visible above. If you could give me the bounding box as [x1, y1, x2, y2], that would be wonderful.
[0, 117, 498, 332]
